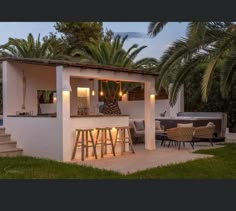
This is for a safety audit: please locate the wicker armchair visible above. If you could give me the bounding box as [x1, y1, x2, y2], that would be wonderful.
[166, 127, 195, 149]
[193, 126, 215, 146]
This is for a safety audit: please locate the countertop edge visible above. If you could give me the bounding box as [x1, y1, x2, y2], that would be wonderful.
[7, 115, 56, 118]
[70, 115, 129, 118]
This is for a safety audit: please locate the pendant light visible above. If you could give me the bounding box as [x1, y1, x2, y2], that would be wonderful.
[89, 79, 95, 96]
[118, 81, 123, 96]
[100, 80, 104, 96]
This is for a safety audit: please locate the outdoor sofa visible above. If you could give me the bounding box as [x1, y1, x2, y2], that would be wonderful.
[129, 119, 164, 143]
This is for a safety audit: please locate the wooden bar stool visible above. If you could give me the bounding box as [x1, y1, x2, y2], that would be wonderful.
[72, 128, 97, 161]
[94, 127, 116, 158]
[114, 126, 135, 154]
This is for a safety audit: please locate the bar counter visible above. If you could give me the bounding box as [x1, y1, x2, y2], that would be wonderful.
[69, 114, 129, 129]
[70, 114, 129, 118]
[7, 115, 56, 118]
[7, 114, 129, 118]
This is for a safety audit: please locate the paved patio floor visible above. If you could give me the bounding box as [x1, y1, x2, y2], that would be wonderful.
[71, 142, 225, 174]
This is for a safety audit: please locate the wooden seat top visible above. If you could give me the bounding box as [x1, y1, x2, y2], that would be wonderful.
[76, 128, 94, 131]
[95, 127, 113, 130]
[115, 126, 131, 129]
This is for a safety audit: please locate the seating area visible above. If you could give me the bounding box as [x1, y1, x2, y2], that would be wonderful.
[71, 120, 224, 161]
[129, 119, 222, 149]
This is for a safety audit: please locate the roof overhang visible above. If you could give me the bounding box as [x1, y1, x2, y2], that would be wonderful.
[0, 57, 159, 77]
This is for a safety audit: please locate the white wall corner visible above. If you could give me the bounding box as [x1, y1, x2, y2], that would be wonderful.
[169, 84, 184, 117]
[2, 61, 8, 124]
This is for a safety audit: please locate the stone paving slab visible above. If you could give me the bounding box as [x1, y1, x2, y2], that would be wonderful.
[71, 142, 224, 174]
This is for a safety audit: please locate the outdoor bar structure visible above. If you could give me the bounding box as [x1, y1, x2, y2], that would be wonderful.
[1, 58, 160, 161]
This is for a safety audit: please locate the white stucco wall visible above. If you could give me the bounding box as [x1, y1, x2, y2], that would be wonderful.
[169, 84, 184, 117]
[70, 77, 98, 115]
[3, 62, 23, 115]
[118, 99, 170, 118]
[64, 116, 129, 161]
[5, 117, 62, 160]
[4, 62, 56, 115]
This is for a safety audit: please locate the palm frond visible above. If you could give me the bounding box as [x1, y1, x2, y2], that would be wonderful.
[220, 51, 236, 97]
[169, 54, 206, 106]
[148, 22, 168, 37]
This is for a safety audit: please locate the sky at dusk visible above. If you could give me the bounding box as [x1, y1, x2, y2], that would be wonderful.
[0, 22, 188, 60]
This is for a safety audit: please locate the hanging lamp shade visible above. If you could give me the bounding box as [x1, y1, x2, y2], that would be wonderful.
[150, 87, 156, 95]
[63, 83, 72, 92]
[89, 79, 96, 96]
[100, 80, 104, 96]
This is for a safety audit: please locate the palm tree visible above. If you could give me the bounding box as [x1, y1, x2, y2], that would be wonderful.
[148, 22, 236, 106]
[73, 35, 157, 68]
[72, 35, 158, 114]
[0, 33, 68, 111]
[0, 33, 66, 59]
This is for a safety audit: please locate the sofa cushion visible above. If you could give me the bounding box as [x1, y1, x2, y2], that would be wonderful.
[134, 120, 145, 131]
[155, 129, 164, 134]
[135, 131, 145, 135]
[177, 123, 193, 128]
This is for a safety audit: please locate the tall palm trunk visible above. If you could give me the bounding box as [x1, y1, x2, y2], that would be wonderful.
[102, 99, 121, 115]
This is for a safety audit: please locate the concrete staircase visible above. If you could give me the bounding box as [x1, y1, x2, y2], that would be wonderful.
[0, 127, 23, 157]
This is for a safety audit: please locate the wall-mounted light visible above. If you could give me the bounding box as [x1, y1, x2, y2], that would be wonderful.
[118, 81, 123, 96]
[63, 83, 72, 92]
[100, 80, 104, 96]
[150, 87, 156, 96]
[150, 94, 155, 99]
[150, 87, 156, 99]
[89, 79, 95, 96]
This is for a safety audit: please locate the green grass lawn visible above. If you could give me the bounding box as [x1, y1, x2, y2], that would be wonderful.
[0, 143, 236, 179]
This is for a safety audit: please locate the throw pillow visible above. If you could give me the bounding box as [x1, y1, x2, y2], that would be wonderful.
[206, 122, 215, 127]
[134, 121, 145, 131]
[155, 120, 161, 130]
[177, 123, 193, 128]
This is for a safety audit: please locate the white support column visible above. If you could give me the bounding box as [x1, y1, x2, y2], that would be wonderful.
[56, 66, 71, 161]
[144, 79, 156, 150]
[2, 61, 8, 125]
